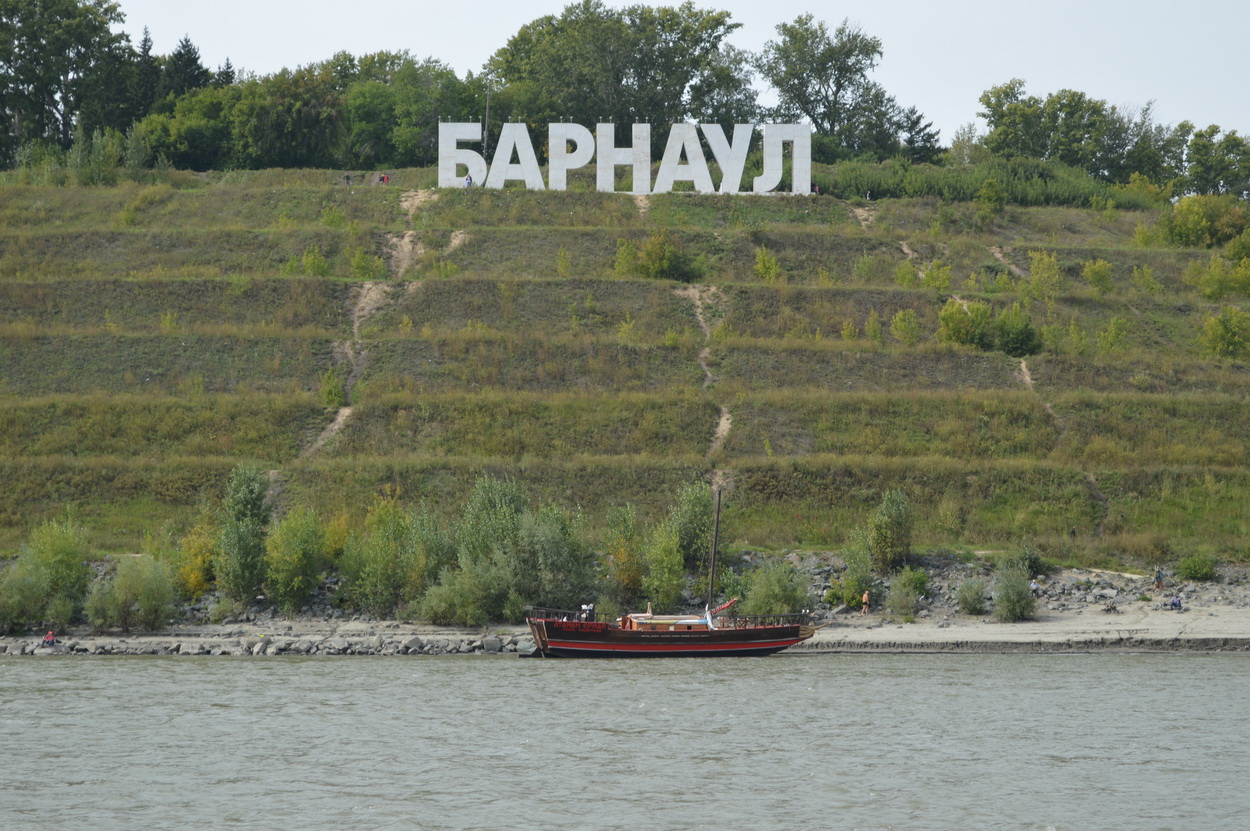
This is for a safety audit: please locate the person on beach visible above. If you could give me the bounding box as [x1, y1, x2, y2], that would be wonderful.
[861, 590, 870, 615]
[1155, 568, 1164, 590]
[1170, 594, 1183, 610]
[42, 630, 56, 647]
[1030, 579, 1041, 596]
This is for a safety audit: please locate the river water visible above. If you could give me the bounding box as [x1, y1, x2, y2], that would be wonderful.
[3, 653, 1248, 830]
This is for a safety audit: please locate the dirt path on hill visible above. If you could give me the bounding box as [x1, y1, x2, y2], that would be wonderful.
[387, 231, 426, 278]
[633, 194, 650, 218]
[990, 246, 1029, 278]
[848, 203, 874, 228]
[1020, 358, 1104, 534]
[675, 284, 735, 493]
[299, 282, 391, 458]
[400, 189, 437, 221]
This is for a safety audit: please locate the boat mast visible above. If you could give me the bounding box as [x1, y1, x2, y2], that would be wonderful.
[705, 488, 721, 614]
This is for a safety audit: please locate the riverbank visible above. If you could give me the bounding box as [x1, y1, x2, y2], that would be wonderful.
[6, 565, 1250, 657]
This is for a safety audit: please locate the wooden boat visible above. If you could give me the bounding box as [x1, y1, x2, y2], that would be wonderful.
[525, 491, 817, 658]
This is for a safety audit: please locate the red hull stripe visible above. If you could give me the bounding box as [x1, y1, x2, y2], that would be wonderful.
[545, 638, 802, 653]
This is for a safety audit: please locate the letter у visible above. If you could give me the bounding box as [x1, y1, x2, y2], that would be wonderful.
[548, 124, 595, 191]
[701, 124, 754, 194]
[596, 124, 652, 194]
[438, 123, 487, 188]
[652, 124, 715, 194]
[752, 124, 812, 194]
[485, 123, 545, 190]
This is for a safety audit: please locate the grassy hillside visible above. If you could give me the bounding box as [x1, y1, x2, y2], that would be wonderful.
[1, 167, 1246, 567]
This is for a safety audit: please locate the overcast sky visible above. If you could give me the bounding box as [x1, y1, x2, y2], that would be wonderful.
[110, 0, 1248, 144]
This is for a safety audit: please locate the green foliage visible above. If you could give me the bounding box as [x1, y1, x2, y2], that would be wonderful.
[956, 577, 988, 615]
[885, 566, 928, 616]
[739, 560, 810, 615]
[889, 308, 922, 346]
[0, 516, 92, 632]
[893, 260, 919, 287]
[994, 302, 1042, 357]
[974, 177, 1006, 225]
[264, 507, 328, 614]
[1024, 249, 1063, 312]
[601, 504, 645, 605]
[301, 246, 332, 277]
[864, 308, 884, 345]
[1161, 195, 1250, 248]
[641, 520, 684, 613]
[613, 238, 638, 278]
[343, 494, 449, 617]
[636, 230, 697, 282]
[1200, 306, 1250, 357]
[920, 261, 952, 291]
[349, 247, 388, 280]
[1175, 554, 1218, 582]
[321, 367, 348, 407]
[668, 480, 713, 571]
[1097, 317, 1129, 354]
[1082, 258, 1114, 296]
[993, 561, 1036, 622]
[1184, 254, 1250, 300]
[755, 246, 783, 284]
[868, 489, 911, 573]
[216, 516, 266, 604]
[937, 298, 994, 350]
[85, 554, 175, 633]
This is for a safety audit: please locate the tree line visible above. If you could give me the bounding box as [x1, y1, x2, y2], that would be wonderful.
[2, 0, 1247, 198]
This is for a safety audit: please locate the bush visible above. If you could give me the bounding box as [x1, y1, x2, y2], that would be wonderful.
[0, 517, 92, 633]
[1200, 306, 1250, 357]
[885, 566, 928, 617]
[216, 516, 266, 605]
[1175, 555, 1218, 582]
[641, 519, 684, 612]
[342, 497, 450, 617]
[956, 578, 988, 615]
[636, 229, 696, 282]
[668, 480, 713, 571]
[264, 507, 328, 615]
[85, 555, 176, 633]
[993, 561, 1036, 622]
[739, 560, 810, 615]
[869, 489, 911, 573]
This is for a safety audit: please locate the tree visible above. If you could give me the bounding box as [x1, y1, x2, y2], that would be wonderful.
[757, 15, 933, 162]
[153, 35, 212, 109]
[739, 560, 810, 615]
[214, 465, 271, 604]
[129, 27, 160, 119]
[0, 0, 128, 161]
[868, 489, 911, 573]
[1185, 125, 1250, 196]
[488, 1, 748, 154]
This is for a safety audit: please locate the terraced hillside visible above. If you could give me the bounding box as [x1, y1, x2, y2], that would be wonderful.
[1, 168, 1247, 564]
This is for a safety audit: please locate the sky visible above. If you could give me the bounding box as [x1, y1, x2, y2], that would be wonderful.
[110, 0, 1249, 144]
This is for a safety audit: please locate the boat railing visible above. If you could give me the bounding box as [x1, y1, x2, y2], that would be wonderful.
[721, 613, 811, 628]
[525, 605, 594, 622]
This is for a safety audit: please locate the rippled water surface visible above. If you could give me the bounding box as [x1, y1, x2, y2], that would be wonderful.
[4, 653, 1249, 830]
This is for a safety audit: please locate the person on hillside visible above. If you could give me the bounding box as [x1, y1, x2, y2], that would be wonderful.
[861, 590, 870, 615]
[380, 173, 389, 185]
[465, 173, 473, 189]
[1030, 579, 1042, 597]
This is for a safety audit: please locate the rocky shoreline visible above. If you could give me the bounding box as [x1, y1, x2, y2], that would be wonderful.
[6, 563, 1250, 658]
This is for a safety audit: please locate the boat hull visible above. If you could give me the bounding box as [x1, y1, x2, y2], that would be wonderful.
[528, 618, 814, 658]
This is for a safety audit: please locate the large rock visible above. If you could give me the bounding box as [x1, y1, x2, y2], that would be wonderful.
[481, 637, 503, 653]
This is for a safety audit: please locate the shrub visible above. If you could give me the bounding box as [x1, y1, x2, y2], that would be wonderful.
[173, 509, 217, 597]
[1175, 554, 1218, 582]
[956, 577, 988, 614]
[342, 497, 450, 617]
[642, 519, 684, 612]
[1082, 259, 1114, 296]
[994, 302, 1042, 357]
[993, 561, 1036, 622]
[889, 309, 922, 346]
[668, 480, 713, 571]
[86, 555, 175, 633]
[739, 560, 810, 615]
[601, 504, 645, 605]
[216, 516, 266, 605]
[0, 517, 92, 632]
[885, 566, 928, 617]
[754, 246, 783, 284]
[264, 507, 328, 615]
[1200, 306, 1250, 357]
[636, 229, 696, 282]
[937, 298, 994, 350]
[868, 489, 911, 573]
